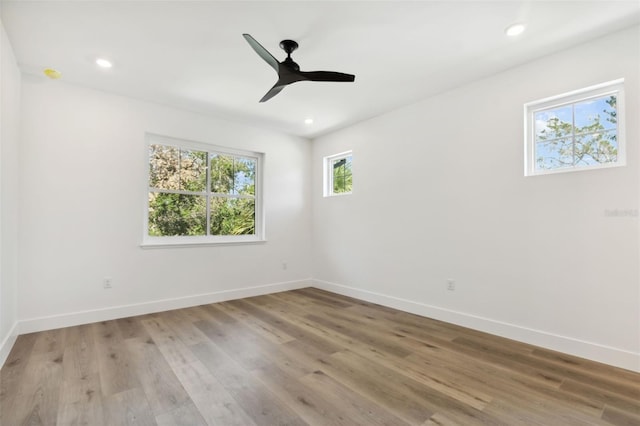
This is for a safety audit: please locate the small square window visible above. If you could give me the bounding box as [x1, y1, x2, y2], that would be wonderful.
[324, 151, 352, 197]
[524, 79, 625, 176]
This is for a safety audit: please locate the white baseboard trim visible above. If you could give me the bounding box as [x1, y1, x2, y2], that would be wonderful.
[18, 279, 312, 335]
[312, 279, 640, 373]
[0, 321, 19, 368]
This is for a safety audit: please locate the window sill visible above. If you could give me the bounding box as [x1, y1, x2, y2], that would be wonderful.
[324, 192, 353, 198]
[140, 237, 267, 249]
[526, 160, 625, 177]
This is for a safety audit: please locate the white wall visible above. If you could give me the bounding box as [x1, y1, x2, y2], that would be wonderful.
[312, 26, 640, 371]
[18, 77, 312, 331]
[0, 19, 21, 364]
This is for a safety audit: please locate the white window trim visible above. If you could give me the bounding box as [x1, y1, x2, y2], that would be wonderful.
[142, 133, 265, 248]
[524, 79, 626, 177]
[323, 150, 353, 197]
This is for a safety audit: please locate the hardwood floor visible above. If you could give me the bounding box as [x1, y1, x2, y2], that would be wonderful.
[1, 288, 639, 425]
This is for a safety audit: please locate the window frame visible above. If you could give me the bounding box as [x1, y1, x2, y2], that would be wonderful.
[524, 79, 625, 176]
[142, 133, 265, 248]
[323, 151, 353, 197]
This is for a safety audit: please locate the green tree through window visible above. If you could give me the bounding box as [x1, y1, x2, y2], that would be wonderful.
[148, 141, 259, 238]
[332, 156, 353, 194]
[525, 79, 624, 176]
[535, 95, 618, 171]
[324, 152, 352, 196]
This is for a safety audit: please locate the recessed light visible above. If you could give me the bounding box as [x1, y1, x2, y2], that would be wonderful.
[43, 68, 62, 79]
[95, 58, 113, 68]
[304, 118, 314, 125]
[505, 23, 526, 37]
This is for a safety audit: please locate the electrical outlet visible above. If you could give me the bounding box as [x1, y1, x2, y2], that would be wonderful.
[447, 279, 455, 291]
[103, 277, 113, 289]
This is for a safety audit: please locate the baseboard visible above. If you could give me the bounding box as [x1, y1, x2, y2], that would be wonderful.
[312, 279, 640, 373]
[18, 279, 312, 335]
[11, 278, 639, 372]
[0, 321, 19, 368]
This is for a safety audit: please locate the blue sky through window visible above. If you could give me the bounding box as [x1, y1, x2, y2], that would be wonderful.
[533, 94, 617, 171]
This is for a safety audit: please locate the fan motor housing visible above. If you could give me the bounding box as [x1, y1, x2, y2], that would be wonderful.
[279, 39, 299, 55]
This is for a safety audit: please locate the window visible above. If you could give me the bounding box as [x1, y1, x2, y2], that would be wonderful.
[144, 134, 264, 246]
[324, 151, 353, 196]
[524, 79, 625, 176]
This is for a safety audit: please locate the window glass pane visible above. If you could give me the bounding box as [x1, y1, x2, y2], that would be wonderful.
[180, 149, 207, 192]
[210, 154, 234, 194]
[148, 192, 206, 236]
[234, 157, 256, 196]
[574, 95, 617, 133]
[535, 106, 572, 141]
[149, 144, 180, 190]
[574, 130, 617, 166]
[535, 138, 574, 171]
[332, 155, 352, 194]
[210, 197, 255, 235]
[526, 81, 624, 176]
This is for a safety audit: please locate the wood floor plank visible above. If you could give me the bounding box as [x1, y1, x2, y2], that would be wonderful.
[2, 288, 639, 425]
[530, 347, 640, 384]
[190, 340, 308, 425]
[92, 320, 141, 397]
[312, 351, 436, 424]
[326, 349, 507, 425]
[216, 301, 297, 345]
[5, 349, 65, 425]
[237, 297, 344, 355]
[56, 394, 105, 426]
[453, 335, 639, 398]
[56, 324, 104, 426]
[293, 287, 354, 308]
[116, 315, 153, 341]
[601, 404, 640, 426]
[560, 378, 640, 415]
[102, 387, 156, 426]
[0, 332, 39, 422]
[124, 337, 191, 417]
[160, 309, 209, 346]
[299, 369, 412, 426]
[141, 316, 258, 426]
[404, 346, 607, 423]
[4, 328, 69, 425]
[192, 309, 275, 371]
[252, 362, 362, 425]
[154, 401, 207, 426]
[31, 327, 68, 355]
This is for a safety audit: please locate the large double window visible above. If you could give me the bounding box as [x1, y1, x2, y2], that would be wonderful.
[144, 134, 264, 246]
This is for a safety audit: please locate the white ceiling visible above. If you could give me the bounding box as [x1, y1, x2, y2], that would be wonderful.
[2, 1, 639, 138]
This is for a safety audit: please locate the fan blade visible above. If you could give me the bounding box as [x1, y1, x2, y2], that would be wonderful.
[299, 71, 355, 82]
[243, 34, 279, 72]
[260, 83, 287, 103]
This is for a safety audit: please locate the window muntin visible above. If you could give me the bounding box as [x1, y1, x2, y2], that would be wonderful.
[144, 135, 263, 246]
[324, 151, 352, 196]
[525, 79, 625, 176]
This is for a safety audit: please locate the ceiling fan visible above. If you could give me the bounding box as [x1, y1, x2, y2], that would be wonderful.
[243, 34, 356, 102]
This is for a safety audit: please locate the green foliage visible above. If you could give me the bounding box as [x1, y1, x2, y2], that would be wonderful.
[210, 155, 256, 195]
[333, 156, 352, 193]
[148, 193, 206, 236]
[148, 144, 256, 237]
[210, 198, 255, 235]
